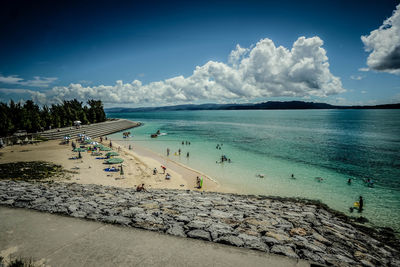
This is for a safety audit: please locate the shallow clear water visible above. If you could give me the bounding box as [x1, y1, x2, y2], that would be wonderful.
[107, 110, 400, 231]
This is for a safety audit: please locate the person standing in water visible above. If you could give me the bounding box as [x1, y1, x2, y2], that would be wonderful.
[167, 148, 170, 156]
[187, 152, 189, 158]
[359, 196, 364, 212]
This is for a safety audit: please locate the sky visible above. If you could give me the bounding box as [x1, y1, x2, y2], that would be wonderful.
[0, 0, 399, 107]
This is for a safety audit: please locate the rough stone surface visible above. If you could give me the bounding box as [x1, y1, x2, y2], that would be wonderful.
[187, 229, 211, 241]
[0, 180, 398, 267]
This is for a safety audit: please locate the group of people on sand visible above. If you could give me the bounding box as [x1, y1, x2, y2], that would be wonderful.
[152, 166, 171, 180]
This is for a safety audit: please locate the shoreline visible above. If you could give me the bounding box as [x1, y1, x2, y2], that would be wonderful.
[110, 138, 226, 192]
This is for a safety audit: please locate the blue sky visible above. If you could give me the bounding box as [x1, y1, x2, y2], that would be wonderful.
[0, 0, 399, 107]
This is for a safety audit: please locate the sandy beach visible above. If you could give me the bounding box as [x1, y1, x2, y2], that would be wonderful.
[0, 138, 221, 192]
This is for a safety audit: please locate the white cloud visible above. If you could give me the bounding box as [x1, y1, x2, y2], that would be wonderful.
[361, 4, 400, 75]
[0, 88, 48, 105]
[358, 67, 369, 72]
[228, 44, 249, 67]
[0, 74, 57, 87]
[41, 36, 345, 106]
[361, 90, 367, 94]
[350, 75, 364, 80]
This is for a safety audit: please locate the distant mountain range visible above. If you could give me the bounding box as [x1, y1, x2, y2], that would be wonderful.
[105, 101, 400, 113]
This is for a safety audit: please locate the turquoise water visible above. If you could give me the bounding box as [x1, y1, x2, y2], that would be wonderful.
[107, 110, 400, 231]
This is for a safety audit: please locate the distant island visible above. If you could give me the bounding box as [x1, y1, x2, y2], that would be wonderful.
[106, 101, 400, 113]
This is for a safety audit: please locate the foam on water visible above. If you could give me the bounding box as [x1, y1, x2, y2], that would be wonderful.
[107, 109, 400, 231]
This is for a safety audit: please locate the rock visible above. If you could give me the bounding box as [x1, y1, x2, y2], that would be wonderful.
[68, 204, 78, 213]
[360, 259, 375, 267]
[290, 228, 307, 236]
[102, 216, 131, 226]
[166, 224, 186, 237]
[208, 223, 234, 240]
[334, 254, 355, 264]
[303, 242, 325, 253]
[312, 231, 331, 245]
[32, 197, 47, 205]
[0, 199, 15, 205]
[271, 245, 299, 259]
[238, 234, 269, 252]
[265, 231, 290, 242]
[215, 235, 245, 247]
[186, 220, 208, 230]
[71, 211, 87, 218]
[176, 215, 190, 223]
[210, 210, 231, 219]
[187, 230, 211, 241]
[261, 236, 281, 246]
[300, 249, 325, 264]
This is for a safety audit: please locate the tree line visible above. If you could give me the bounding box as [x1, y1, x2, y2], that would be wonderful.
[0, 99, 107, 137]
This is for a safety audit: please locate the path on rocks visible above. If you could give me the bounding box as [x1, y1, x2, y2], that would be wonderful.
[0, 207, 308, 267]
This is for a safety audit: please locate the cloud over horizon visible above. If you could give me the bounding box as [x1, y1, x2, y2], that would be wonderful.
[0, 74, 58, 87]
[361, 4, 400, 75]
[7, 36, 345, 106]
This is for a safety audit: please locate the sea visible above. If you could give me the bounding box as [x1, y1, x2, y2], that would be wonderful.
[106, 109, 400, 231]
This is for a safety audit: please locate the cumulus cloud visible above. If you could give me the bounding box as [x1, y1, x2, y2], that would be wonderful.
[0, 74, 57, 87]
[361, 4, 400, 74]
[0, 88, 47, 105]
[44, 36, 344, 106]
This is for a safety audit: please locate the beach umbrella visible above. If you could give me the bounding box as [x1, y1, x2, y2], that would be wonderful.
[73, 147, 87, 152]
[120, 164, 124, 175]
[78, 151, 82, 159]
[106, 152, 119, 157]
[105, 158, 124, 164]
[100, 146, 112, 151]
